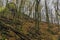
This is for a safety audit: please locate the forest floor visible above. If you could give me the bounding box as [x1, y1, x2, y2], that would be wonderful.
[0, 14, 60, 40]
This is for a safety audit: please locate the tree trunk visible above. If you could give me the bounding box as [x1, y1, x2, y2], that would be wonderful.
[35, 0, 40, 33]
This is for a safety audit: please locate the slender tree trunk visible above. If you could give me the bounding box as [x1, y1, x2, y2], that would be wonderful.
[6, 0, 8, 5]
[55, 0, 60, 40]
[19, 0, 25, 18]
[35, 0, 40, 33]
[16, 0, 19, 18]
[55, 0, 59, 27]
[45, 0, 49, 24]
[28, 1, 35, 17]
[0, 0, 3, 16]
[45, 0, 50, 28]
[50, 9, 53, 24]
[19, 0, 23, 18]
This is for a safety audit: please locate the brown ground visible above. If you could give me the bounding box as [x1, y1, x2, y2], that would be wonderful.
[0, 14, 60, 40]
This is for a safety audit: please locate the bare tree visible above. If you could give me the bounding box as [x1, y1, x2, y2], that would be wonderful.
[54, 0, 59, 27]
[45, 0, 49, 24]
[35, 0, 41, 32]
[50, 9, 53, 24]
[45, 0, 53, 34]
[28, 1, 35, 17]
[19, 0, 25, 18]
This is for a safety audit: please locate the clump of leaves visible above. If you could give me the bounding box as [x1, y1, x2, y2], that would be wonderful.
[6, 2, 16, 10]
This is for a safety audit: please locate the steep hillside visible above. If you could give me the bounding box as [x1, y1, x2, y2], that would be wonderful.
[0, 14, 60, 40]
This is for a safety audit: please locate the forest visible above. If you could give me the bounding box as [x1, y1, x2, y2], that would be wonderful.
[0, 0, 60, 40]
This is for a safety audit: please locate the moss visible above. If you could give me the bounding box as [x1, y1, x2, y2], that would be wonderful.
[0, 7, 5, 12]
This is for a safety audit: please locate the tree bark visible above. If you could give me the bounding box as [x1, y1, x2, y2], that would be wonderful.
[35, 0, 40, 33]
